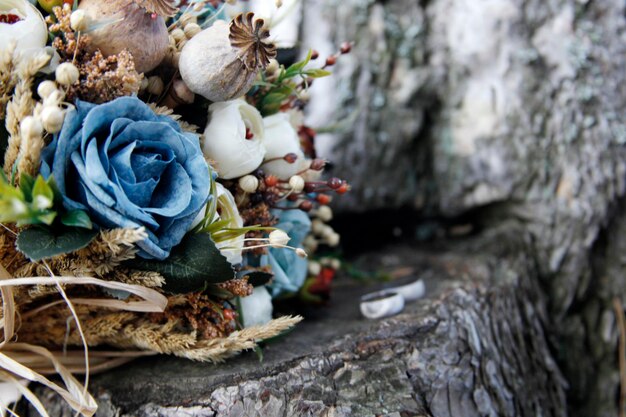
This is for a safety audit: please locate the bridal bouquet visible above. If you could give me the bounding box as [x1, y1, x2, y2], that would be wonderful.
[0, 0, 349, 414]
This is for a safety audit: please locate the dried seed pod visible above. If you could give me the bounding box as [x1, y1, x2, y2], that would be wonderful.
[179, 12, 277, 102]
[183, 22, 201, 39]
[55, 62, 79, 85]
[161, 79, 194, 109]
[41, 105, 65, 133]
[77, 0, 175, 73]
[133, 0, 178, 16]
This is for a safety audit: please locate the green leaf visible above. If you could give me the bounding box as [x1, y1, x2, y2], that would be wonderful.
[32, 211, 56, 226]
[60, 210, 93, 229]
[19, 173, 34, 201]
[304, 69, 332, 78]
[253, 80, 277, 88]
[32, 175, 54, 202]
[16, 226, 98, 261]
[126, 233, 235, 294]
[46, 176, 64, 207]
[237, 270, 273, 287]
[204, 284, 236, 299]
[283, 49, 312, 78]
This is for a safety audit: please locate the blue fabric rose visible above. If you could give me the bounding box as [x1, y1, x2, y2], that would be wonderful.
[40, 97, 210, 259]
[261, 209, 311, 297]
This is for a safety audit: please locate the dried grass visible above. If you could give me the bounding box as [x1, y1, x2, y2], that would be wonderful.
[0, 41, 17, 120]
[3, 52, 50, 177]
[149, 103, 199, 133]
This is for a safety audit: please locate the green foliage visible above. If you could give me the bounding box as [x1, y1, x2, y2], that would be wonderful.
[0, 173, 57, 227]
[253, 50, 332, 116]
[126, 232, 235, 294]
[191, 173, 276, 244]
[60, 210, 93, 229]
[3, 172, 96, 261]
[16, 226, 98, 261]
[0, 173, 93, 230]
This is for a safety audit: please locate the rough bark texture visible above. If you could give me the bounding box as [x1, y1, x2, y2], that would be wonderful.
[304, 0, 626, 415]
[27, 0, 626, 415]
[29, 228, 569, 417]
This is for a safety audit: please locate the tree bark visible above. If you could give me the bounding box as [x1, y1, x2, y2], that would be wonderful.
[303, 0, 626, 415]
[28, 228, 568, 416]
[27, 0, 626, 415]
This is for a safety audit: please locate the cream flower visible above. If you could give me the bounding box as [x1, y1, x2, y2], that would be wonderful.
[239, 286, 273, 327]
[261, 112, 307, 180]
[203, 99, 266, 179]
[191, 183, 245, 265]
[0, 0, 47, 57]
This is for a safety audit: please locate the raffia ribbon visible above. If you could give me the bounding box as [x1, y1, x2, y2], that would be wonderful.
[0, 264, 168, 416]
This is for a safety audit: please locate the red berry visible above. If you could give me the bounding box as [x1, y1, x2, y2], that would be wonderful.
[304, 183, 317, 193]
[340, 42, 352, 54]
[327, 177, 342, 190]
[283, 153, 298, 164]
[309, 159, 326, 171]
[325, 56, 337, 66]
[311, 50, 319, 60]
[299, 200, 313, 212]
[336, 183, 349, 194]
[316, 194, 331, 205]
[287, 193, 299, 202]
[223, 309, 236, 321]
[265, 175, 278, 187]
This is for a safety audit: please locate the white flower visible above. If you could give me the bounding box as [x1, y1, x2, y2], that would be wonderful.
[0, 0, 47, 57]
[268, 229, 290, 247]
[203, 99, 265, 179]
[261, 112, 307, 180]
[239, 286, 273, 327]
[190, 183, 244, 265]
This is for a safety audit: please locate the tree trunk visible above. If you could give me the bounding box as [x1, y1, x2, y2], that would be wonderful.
[28, 228, 568, 416]
[28, 0, 626, 415]
[304, 0, 626, 415]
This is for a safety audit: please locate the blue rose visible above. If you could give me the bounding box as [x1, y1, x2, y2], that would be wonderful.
[261, 209, 311, 297]
[40, 97, 210, 259]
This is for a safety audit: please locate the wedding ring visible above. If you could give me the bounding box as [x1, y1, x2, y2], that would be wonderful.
[391, 279, 425, 302]
[360, 290, 405, 319]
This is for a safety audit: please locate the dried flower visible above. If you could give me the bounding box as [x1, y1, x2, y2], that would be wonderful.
[77, 0, 170, 73]
[49, 5, 142, 103]
[20, 115, 42, 140]
[269, 230, 290, 247]
[133, 0, 178, 16]
[179, 13, 277, 102]
[36, 80, 57, 98]
[69, 9, 89, 32]
[40, 105, 65, 133]
[316, 205, 333, 222]
[288, 175, 305, 193]
[55, 62, 79, 85]
[238, 175, 259, 193]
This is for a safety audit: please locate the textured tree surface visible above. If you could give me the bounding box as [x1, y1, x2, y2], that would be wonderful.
[28, 229, 569, 417]
[28, 0, 626, 415]
[304, 0, 626, 415]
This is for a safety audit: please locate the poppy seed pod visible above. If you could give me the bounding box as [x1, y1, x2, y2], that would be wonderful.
[77, 0, 175, 73]
[179, 13, 277, 102]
